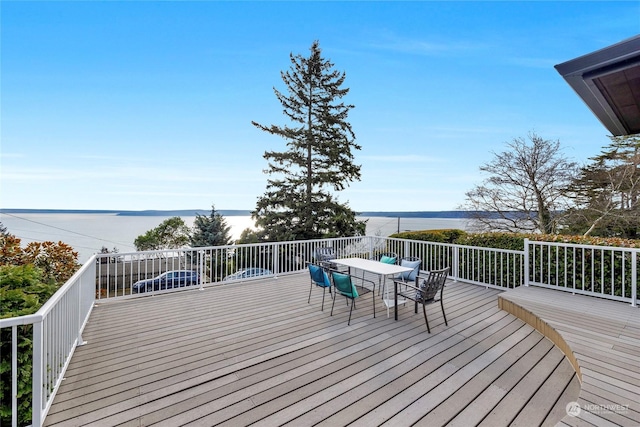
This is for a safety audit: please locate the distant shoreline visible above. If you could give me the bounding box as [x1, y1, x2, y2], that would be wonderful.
[0, 208, 475, 218]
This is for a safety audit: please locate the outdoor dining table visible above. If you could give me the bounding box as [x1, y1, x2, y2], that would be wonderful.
[332, 257, 413, 318]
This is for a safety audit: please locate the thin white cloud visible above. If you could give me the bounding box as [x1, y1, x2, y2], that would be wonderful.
[366, 30, 489, 57]
[0, 153, 25, 159]
[73, 154, 130, 161]
[361, 154, 442, 162]
[1, 164, 264, 184]
[508, 57, 560, 69]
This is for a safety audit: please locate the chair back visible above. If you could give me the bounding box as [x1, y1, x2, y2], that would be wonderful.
[314, 246, 336, 262]
[331, 271, 359, 299]
[308, 263, 331, 288]
[377, 252, 398, 264]
[415, 267, 449, 302]
[398, 257, 422, 281]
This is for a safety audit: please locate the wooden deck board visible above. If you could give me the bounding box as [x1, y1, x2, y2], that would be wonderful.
[44, 274, 580, 427]
[499, 286, 640, 427]
[416, 330, 545, 426]
[478, 347, 566, 426]
[510, 355, 578, 427]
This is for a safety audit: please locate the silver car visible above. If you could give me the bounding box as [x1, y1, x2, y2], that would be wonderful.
[223, 268, 273, 281]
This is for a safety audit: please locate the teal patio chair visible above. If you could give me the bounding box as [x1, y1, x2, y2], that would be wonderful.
[375, 252, 398, 296]
[308, 263, 332, 311]
[330, 270, 375, 325]
[378, 252, 398, 265]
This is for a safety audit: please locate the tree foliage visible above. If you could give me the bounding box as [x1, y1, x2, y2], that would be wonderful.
[251, 40, 366, 241]
[461, 132, 578, 234]
[0, 232, 80, 427]
[236, 228, 261, 244]
[134, 216, 191, 251]
[0, 234, 79, 284]
[190, 205, 232, 247]
[563, 134, 640, 237]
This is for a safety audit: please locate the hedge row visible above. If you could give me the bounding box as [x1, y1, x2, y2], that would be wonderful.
[390, 229, 640, 251]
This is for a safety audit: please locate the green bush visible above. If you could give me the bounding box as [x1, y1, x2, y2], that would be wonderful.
[390, 229, 640, 295]
[391, 229, 467, 243]
[1, 233, 78, 427]
[393, 229, 640, 251]
[456, 232, 527, 251]
[1, 265, 60, 427]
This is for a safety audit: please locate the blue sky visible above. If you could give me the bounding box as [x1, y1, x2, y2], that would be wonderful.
[1, 1, 638, 212]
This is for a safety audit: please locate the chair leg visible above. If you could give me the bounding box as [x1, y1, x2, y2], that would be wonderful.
[372, 286, 375, 319]
[422, 303, 431, 333]
[330, 293, 336, 316]
[347, 299, 354, 325]
[441, 298, 448, 326]
[308, 283, 312, 304]
[321, 287, 326, 311]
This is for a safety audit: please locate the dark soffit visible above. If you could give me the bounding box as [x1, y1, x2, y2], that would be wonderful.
[555, 35, 640, 136]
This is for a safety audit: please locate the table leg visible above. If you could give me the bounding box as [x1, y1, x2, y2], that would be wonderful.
[384, 274, 389, 318]
[394, 280, 398, 320]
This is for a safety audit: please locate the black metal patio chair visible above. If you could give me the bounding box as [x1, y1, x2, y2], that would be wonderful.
[314, 246, 338, 269]
[393, 267, 449, 333]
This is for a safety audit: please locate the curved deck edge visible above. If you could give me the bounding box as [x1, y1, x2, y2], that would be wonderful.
[498, 295, 582, 383]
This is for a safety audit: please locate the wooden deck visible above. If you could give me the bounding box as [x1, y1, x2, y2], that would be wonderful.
[44, 273, 580, 427]
[499, 286, 640, 427]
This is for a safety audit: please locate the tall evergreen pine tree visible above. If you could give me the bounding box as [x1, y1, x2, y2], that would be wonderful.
[252, 41, 366, 241]
[190, 205, 232, 247]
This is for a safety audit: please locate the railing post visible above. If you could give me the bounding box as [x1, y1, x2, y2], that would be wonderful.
[77, 276, 86, 346]
[12, 325, 17, 427]
[198, 250, 205, 290]
[273, 243, 280, 276]
[632, 250, 637, 307]
[453, 244, 459, 281]
[31, 320, 43, 427]
[524, 238, 530, 287]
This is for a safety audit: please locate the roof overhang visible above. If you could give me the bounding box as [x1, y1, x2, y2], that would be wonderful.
[555, 35, 640, 136]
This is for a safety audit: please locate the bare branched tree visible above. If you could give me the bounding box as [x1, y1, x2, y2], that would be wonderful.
[460, 132, 578, 234]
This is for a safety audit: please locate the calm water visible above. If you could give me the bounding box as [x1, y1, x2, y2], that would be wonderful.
[0, 213, 470, 263]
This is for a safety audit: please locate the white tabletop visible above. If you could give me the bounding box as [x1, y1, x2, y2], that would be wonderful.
[332, 257, 413, 317]
[332, 257, 412, 276]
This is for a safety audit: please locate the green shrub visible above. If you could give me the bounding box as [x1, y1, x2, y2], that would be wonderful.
[1, 234, 78, 427]
[1, 264, 58, 427]
[391, 229, 639, 295]
[456, 232, 527, 251]
[391, 229, 467, 243]
[393, 229, 640, 251]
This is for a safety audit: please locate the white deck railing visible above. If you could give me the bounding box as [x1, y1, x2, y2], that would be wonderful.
[1, 236, 638, 426]
[526, 238, 638, 304]
[1, 256, 96, 427]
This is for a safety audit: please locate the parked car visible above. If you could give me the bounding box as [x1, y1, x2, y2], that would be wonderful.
[132, 270, 199, 293]
[223, 268, 273, 281]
